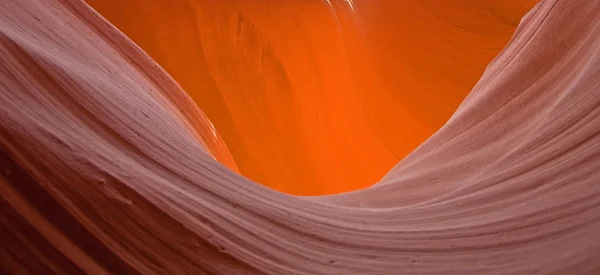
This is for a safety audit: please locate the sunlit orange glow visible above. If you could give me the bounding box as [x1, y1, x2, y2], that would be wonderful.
[85, 0, 537, 195]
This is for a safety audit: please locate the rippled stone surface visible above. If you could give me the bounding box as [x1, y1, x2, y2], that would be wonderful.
[1, 0, 599, 274]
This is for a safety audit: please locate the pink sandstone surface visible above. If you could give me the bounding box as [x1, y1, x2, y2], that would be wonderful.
[1, 0, 599, 274]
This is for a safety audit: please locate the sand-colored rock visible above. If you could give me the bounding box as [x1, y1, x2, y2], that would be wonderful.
[1, 0, 599, 274]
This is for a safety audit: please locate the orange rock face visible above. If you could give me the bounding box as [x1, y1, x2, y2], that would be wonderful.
[84, 0, 537, 195]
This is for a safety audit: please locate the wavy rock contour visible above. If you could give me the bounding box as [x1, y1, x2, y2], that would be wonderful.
[1, 0, 599, 274]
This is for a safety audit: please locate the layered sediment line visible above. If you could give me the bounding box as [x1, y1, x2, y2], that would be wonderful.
[1, 0, 599, 274]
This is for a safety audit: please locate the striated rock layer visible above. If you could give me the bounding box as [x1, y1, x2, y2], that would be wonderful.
[84, 0, 538, 195]
[1, 0, 599, 274]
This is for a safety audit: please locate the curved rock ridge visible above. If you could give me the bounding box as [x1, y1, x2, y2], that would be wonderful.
[1, 0, 599, 274]
[83, 0, 538, 195]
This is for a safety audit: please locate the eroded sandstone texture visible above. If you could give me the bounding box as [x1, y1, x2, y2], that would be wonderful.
[1, 0, 599, 274]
